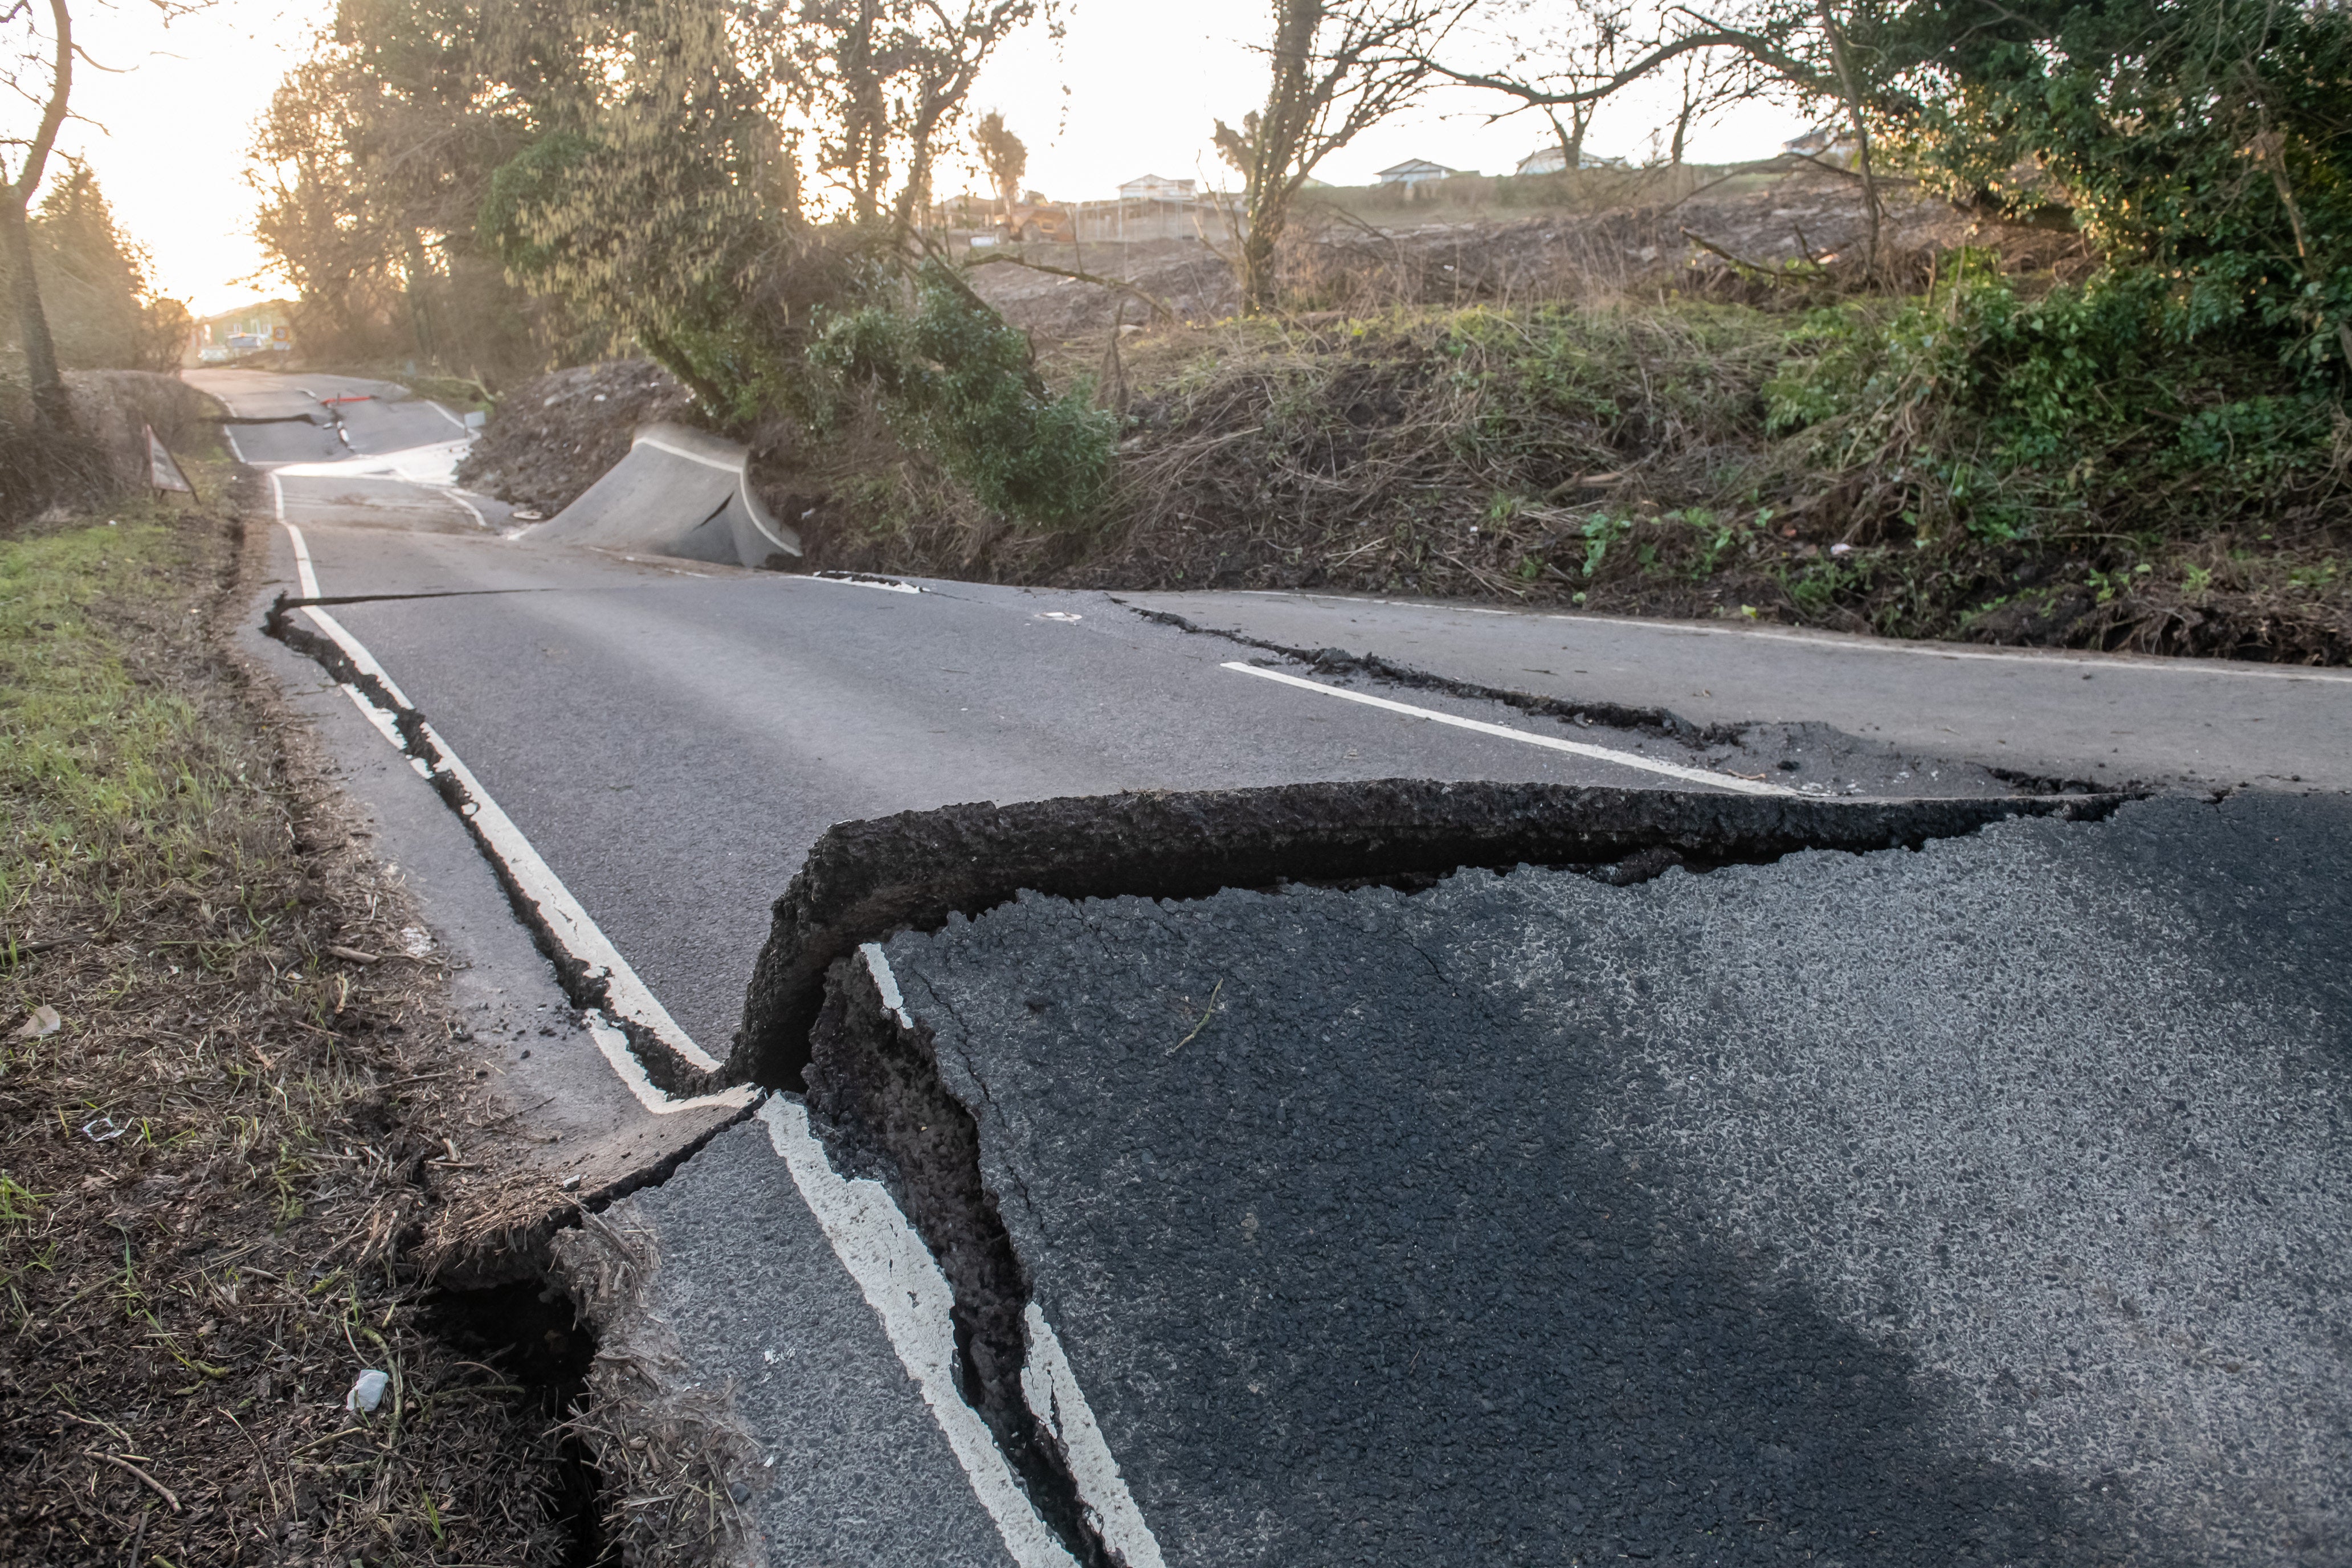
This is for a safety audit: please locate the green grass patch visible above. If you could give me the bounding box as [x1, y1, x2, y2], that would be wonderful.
[1, 493, 254, 932]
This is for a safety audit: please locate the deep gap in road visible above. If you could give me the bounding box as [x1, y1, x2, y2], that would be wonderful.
[263, 593, 714, 1097]
[775, 790, 2137, 1568]
[805, 956, 1120, 1568]
[731, 779, 2134, 1090]
[417, 1279, 607, 1565]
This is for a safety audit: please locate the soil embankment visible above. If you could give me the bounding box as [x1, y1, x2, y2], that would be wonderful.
[453, 174, 2351, 665]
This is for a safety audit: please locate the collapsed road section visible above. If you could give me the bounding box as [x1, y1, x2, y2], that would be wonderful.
[563, 782, 2131, 1563]
[773, 787, 2349, 1567]
[524, 420, 802, 568]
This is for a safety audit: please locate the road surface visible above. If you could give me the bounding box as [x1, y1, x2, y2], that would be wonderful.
[198, 368, 2352, 1565]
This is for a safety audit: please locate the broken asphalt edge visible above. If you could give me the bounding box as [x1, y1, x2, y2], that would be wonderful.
[263, 593, 716, 1099]
[729, 779, 2135, 1092]
[1114, 602, 2120, 794]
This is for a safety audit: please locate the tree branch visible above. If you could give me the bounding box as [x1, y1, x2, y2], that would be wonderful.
[13, 0, 71, 203]
[959, 251, 1175, 323]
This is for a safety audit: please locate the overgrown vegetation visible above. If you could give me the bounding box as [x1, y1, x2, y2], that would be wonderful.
[267, 0, 2352, 657]
[811, 265, 1115, 524]
[1, 485, 583, 1565]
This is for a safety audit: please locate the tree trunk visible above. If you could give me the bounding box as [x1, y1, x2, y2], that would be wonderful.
[1818, 0, 1881, 284]
[405, 232, 437, 365]
[1, 190, 70, 431]
[1240, 0, 1320, 315]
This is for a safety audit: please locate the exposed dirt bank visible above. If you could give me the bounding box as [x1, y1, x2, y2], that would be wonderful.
[452, 175, 2351, 664]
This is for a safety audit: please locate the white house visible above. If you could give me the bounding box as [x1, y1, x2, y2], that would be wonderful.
[1516, 145, 1568, 175]
[1374, 158, 1469, 186]
[1118, 173, 1197, 202]
[1783, 124, 1857, 162]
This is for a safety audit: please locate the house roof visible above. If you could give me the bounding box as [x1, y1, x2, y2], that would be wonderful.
[1375, 158, 1453, 176]
[1120, 173, 1194, 186]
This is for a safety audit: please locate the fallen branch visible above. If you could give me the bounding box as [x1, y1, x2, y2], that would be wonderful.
[89, 1452, 180, 1512]
[961, 253, 1177, 324]
[1680, 228, 1823, 281]
[3, 930, 91, 962]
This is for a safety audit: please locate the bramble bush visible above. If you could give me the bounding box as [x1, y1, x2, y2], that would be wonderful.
[811, 266, 1117, 527]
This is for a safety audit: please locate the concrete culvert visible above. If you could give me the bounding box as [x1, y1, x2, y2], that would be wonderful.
[525, 423, 801, 569]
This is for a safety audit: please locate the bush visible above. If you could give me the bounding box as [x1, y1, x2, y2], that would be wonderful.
[1763, 253, 2342, 540]
[811, 266, 1116, 526]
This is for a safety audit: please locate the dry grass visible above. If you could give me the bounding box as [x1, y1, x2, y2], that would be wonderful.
[1, 477, 587, 1565]
[550, 1215, 760, 1567]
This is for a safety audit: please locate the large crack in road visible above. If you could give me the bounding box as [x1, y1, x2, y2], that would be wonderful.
[234, 376, 2342, 1562]
[803, 790, 2350, 1566]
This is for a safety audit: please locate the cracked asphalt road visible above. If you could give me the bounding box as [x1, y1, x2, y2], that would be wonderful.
[206, 368, 2352, 1565]
[867, 793, 2352, 1566]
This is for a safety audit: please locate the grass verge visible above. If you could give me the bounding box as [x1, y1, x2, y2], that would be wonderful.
[1, 475, 583, 1565]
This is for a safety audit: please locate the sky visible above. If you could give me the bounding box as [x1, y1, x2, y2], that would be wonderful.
[45, 0, 1808, 318]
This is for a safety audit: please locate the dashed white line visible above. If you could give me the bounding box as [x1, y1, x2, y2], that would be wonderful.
[808, 572, 922, 595]
[1224, 589, 2352, 684]
[1222, 662, 1798, 795]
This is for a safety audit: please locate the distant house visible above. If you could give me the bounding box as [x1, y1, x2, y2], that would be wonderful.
[1516, 146, 1568, 175]
[1782, 124, 1856, 161]
[1118, 173, 1197, 202]
[1375, 158, 1470, 186]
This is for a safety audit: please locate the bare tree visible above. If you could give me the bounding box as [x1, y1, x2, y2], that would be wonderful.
[1422, 2, 1828, 143]
[3, 0, 211, 429]
[1812, 0, 1882, 277]
[2, 0, 76, 430]
[971, 108, 1026, 220]
[771, 0, 1040, 237]
[1227, 0, 1471, 314]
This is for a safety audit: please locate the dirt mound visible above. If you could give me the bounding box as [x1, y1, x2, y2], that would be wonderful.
[455, 358, 695, 514]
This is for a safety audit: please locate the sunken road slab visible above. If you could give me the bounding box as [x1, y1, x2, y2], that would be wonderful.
[828, 791, 2351, 1566]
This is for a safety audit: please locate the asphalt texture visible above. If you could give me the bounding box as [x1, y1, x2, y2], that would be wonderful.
[202, 368, 2352, 1565]
[1127, 589, 2352, 794]
[611, 1118, 1020, 1566]
[867, 793, 2352, 1566]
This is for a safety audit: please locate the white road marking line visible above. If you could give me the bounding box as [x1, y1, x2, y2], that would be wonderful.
[275, 518, 746, 1107]
[426, 399, 472, 432]
[759, 1097, 1078, 1568]
[411, 715, 724, 1073]
[1223, 662, 1798, 795]
[860, 943, 918, 1030]
[583, 1015, 752, 1116]
[1223, 590, 2352, 685]
[223, 427, 245, 463]
[436, 487, 490, 529]
[1021, 1305, 1168, 1568]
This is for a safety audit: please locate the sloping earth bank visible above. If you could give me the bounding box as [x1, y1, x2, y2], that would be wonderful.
[452, 178, 2350, 665]
[2, 475, 597, 1566]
